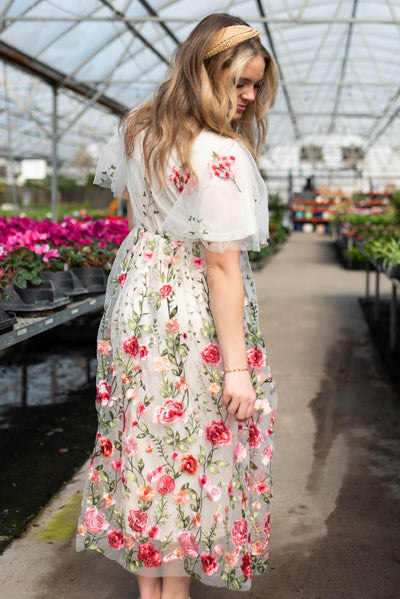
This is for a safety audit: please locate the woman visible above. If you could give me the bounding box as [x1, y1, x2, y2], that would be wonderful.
[77, 13, 279, 599]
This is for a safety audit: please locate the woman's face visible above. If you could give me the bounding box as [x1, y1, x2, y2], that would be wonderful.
[232, 54, 265, 120]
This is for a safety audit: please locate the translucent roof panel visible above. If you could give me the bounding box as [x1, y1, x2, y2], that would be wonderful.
[0, 0, 399, 182]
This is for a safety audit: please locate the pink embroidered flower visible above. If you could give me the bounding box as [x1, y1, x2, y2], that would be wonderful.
[191, 256, 204, 269]
[100, 437, 114, 458]
[96, 380, 111, 406]
[208, 152, 241, 191]
[247, 347, 267, 370]
[180, 454, 199, 475]
[198, 474, 210, 489]
[123, 436, 137, 456]
[111, 458, 122, 472]
[173, 489, 189, 505]
[205, 420, 233, 447]
[154, 399, 184, 424]
[231, 519, 247, 547]
[233, 441, 247, 463]
[143, 250, 154, 262]
[206, 485, 221, 502]
[178, 530, 199, 557]
[200, 343, 221, 365]
[169, 165, 192, 193]
[201, 552, 219, 575]
[122, 335, 140, 358]
[139, 345, 149, 359]
[261, 444, 273, 465]
[157, 474, 176, 495]
[128, 509, 148, 532]
[253, 481, 270, 495]
[148, 525, 160, 539]
[107, 528, 124, 550]
[84, 507, 109, 534]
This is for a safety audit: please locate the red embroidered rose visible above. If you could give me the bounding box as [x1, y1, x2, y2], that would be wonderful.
[201, 552, 219, 575]
[200, 343, 221, 365]
[249, 422, 264, 448]
[118, 272, 127, 286]
[139, 345, 149, 359]
[154, 399, 185, 425]
[246, 347, 267, 370]
[241, 551, 252, 578]
[107, 528, 124, 550]
[96, 380, 111, 405]
[205, 420, 233, 447]
[128, 509, 148, 532]
[84, 507, 109, 534]
[231, 518, 247, 547]
[138, 542, 162, 567]
[147, 525, 160, 539]
[180, 454, 199, 475]
[100, 437, 114, 458]
[159, 284, 172, 298]
[253, 481, 270, 495]
[156, 474, 175, 495]
[122, 335, 139, 357]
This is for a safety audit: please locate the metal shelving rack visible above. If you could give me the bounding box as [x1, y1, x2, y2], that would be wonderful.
[0, 294, 105, 351]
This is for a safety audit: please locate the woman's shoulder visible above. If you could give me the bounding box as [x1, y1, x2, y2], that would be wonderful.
[192, 131, 249, 163]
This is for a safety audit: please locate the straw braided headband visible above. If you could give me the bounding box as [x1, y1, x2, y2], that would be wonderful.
[204, 25, 261, 60]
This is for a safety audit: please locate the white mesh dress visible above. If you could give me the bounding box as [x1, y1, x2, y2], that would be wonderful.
[76, 129, 277, 591]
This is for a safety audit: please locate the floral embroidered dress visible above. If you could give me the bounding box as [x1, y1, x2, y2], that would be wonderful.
[76, 129, 277, 591]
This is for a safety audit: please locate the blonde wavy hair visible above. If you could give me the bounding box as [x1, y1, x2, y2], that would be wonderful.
[122, 13, 279, 187]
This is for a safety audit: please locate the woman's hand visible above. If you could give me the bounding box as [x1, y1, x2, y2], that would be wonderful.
[221, 371, 256, 421]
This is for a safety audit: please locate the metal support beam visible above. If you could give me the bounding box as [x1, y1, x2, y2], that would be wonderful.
[51, 87, 58, 222]
[362, 85, 400, 153]
[255, 0, 301, 141]
[328, 0, 359, 133]
[1, 16, 400, 24]
[0, 41, 127, 116]
[99, 0, 169, 65]
[137, 0, 180, 46]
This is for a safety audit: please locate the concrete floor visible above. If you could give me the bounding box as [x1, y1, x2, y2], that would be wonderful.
[1, 233, 400, 599]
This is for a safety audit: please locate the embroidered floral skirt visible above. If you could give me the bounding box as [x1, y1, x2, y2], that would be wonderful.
[76, 227, 277, 591]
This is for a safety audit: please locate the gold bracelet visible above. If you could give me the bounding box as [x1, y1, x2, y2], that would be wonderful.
[223, 367, 248, 374]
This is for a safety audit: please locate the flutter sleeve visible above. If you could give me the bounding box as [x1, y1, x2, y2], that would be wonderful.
[93, 127, 127, 198]
[161, 135, 269, 252]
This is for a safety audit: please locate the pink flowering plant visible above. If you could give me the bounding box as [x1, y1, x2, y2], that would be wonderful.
[0, 215, 129, 294]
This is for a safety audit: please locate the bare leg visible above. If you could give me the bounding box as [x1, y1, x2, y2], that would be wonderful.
[161, 576, 191, 599]
[137, 575, 162, 599]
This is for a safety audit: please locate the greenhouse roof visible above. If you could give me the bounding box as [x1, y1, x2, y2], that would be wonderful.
[0, 0, 400, 182]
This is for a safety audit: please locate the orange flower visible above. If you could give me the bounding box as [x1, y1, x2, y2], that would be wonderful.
[124, 535, 135, 551]
[224, 551, 238, 567]
[97, 340, 111, 355]
[166, 318, 179, 334]
[192, 513, 201, 528]
[209, 383, 221, 395]
[173, 489, 189, 505]
[174, 377, 187, 392]
[145, 444, 153, 453]
[121, 374, 130, 384]
[136, 484, 155, 502]
[103, 493, 115, 507]
[153, 356, 169, 373]
[88, 469, 100, 484]
[77, 524, 87, 536]
[251, 541, 266, 555]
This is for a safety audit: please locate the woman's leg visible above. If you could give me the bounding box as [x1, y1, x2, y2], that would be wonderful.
[137, 575, 162, 599]
[161, 576, 191, 599]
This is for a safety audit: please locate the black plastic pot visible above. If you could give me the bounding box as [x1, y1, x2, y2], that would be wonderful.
[0, 280, 70, 312]
[41, 269, 87, 297]
[0, 308, 17, 333]
[72, 267, 108, 294]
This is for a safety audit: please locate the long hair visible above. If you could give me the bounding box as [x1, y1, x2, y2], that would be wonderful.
[122, 13, 279, 187]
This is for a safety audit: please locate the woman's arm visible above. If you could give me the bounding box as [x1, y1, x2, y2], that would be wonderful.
[127, 195, 134, 230]
[204, 247, 256, 421]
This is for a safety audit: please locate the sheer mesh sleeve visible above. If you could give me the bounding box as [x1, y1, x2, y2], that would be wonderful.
[161, 135, 269, 253]
[93, 128, 127, 198]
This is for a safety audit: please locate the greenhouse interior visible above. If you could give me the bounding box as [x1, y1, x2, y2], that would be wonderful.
[0, 1, 400, 598]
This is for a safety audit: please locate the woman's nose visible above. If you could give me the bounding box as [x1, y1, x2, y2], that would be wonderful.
[241, 85, 256, 102]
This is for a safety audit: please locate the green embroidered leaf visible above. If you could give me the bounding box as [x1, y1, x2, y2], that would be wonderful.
[214, 460, 229, 467]
[201, 328, 210, 339]
[208, 464, 219, 474]
[177, 442, 189, 451]
[164, 436, 174, 445]
[141, 324, 153, 333]
[170, 305, 178, 318]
